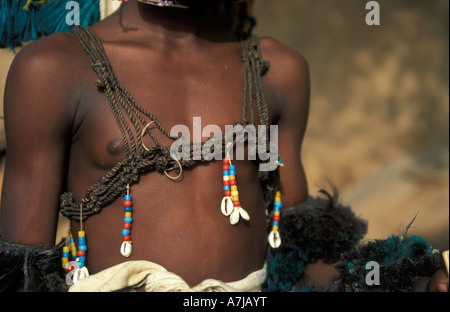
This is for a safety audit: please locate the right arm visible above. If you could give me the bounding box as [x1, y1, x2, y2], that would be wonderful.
[1, 33, 80, 246]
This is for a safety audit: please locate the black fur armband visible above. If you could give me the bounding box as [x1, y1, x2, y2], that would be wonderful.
[0, 238, 68, 292]
[263, 189, 368, 292]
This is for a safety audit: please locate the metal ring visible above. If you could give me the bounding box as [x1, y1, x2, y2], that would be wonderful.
[164, 154, 183, 181]
[140, 121, 156, 152]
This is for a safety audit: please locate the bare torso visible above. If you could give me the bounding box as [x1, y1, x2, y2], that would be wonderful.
[1, 1, 310, 288]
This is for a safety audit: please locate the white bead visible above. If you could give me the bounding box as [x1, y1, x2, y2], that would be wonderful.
[268, 230, 282, 249]
[120, 241, 133, 258]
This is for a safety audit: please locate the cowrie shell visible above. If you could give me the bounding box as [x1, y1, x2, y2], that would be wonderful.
[73, 266, 89, 284]
[268, 231, 282, 249]
[120, 241, 133, 258]
[230, 207, 240, 225]
[221, 197, 234, 216]
[239, 207, 250, 221]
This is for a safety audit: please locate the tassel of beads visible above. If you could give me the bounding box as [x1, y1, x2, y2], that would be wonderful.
[62, 231, 80, 270]
[61, 246, 70, 269]
[76, 231, 87, 268]
[268, 157, 284, 249]
[69, 232, 77, 260]
[221, 158, 250, 225]
[120, 185, 133, 258]
[268, 191, 282, 248]
[71, 230, 89, 283]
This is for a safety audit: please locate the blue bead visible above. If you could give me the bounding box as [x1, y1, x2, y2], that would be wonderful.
[124, 217, 133, 223]
[274, 207, 281, 212]
[229, 170, 236, 176]
[274, 202, 282, 208]
[278, 158, 283, 164]
[69, 237, 74, 243]
[78, 256, 86, 262]
[272, 221, 279, 227]
[124, 195, 131, 201]
[223, 171, 230, 176]
[79, 245, 87, 251]
[62, 252, 69, 258]
[122, 229, 131, 236]
[124, 206, 133, 212]
[223, 185, 231, 191]
[78, 237, 86, 244]
[77, 262, 85, 268]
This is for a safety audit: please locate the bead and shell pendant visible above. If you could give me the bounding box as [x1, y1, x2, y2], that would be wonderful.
[268, 191, 282, 249]
[121, 186, 133, 258]
[221, 158, 250, 225]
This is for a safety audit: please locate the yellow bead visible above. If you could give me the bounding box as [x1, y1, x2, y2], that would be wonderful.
[232, 195, 240, 201]
[274, 210, 280, 216]
[63, 246, 70, 253]
[229, 175, 236, 181]
[231, 190, 239, 196]
[230, 185, 238, 191]
[272, 226, 279, 232]
[276, 191, 281, 197]
[78, 231, 85, 237]
[125, 212, 132, 218]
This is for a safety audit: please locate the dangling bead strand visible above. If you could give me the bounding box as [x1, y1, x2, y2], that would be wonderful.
[77, 231, 87, 269]
[268, 191, 282, 248]
[221, 158, 250, 225]
[62, 246, 70, 269]
[69, 232, 77, 261]
[120, 185, 133, 258]
[72, 204, 89, 284]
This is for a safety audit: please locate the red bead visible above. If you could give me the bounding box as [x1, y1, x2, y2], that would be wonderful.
[222, 165, 229, 171]
[123, 235, 131, 241]
[273, 215, 281, 222]
[224, 190, 231, 196]
[223, 180, 230, 186]
[123, 222, 132, 230]
[124, 200, 132, 207]
[229, 180, 237, 186]
[233, 201, 241, 207]
[222, 158, 230, 165]
[66, 263, 77, 272]
[77, 250, 86, 257]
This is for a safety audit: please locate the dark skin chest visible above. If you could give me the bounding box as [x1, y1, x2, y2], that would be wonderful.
[67, 23, 280, 285]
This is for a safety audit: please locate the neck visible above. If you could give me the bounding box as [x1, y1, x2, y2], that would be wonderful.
[114, 0, 231, 41]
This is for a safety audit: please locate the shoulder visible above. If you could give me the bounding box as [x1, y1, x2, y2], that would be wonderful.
[258, 36, 310, 85]
[257, 36, 310, 117]
[4, 31, 88, 116]
[8, 31, 85, 83]
[3, 31, 91, 132]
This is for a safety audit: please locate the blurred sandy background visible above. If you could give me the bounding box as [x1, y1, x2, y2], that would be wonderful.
[0, 0, 448, 250]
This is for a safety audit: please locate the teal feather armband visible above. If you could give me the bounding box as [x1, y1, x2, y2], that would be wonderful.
[263, 189, 368, 292]
[335, 235, 444, 292]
